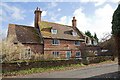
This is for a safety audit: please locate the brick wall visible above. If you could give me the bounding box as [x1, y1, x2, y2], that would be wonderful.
[23, 43, 43, 54]
[43, 39, 85, 59]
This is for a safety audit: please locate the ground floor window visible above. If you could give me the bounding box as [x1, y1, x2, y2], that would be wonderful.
[24, 48, 31, 59]
[52, 51, 59, 58]
[19, 48, 32, 60]
[76, 51, 81, 57]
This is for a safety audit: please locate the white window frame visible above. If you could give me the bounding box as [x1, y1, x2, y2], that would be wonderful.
[52, 51, 60, 58]
[72, 31, 77, 36]
[75, 51, 81, 57]
[51, 29, 57, 34]
[52, 39, 60, 45]
[75, 41, 80, 46]
[24, 48, 31, 59]
[93, 40, 97, 45]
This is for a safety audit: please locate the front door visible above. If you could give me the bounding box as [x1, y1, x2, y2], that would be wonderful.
[66, 51, 71, 59]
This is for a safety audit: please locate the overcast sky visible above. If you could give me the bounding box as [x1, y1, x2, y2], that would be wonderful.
[0, 0, 119, 41]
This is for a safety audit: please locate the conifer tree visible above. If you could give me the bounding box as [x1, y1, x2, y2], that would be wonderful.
[94, 33, 99, 43]
[112, 4, 120, 65]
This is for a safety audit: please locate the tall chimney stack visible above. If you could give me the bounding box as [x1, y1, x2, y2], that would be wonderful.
[34, 7, 42, 29]
[72, 16, 77, 28]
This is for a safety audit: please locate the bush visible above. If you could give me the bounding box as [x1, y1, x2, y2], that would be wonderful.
[0, 36, 28, 62]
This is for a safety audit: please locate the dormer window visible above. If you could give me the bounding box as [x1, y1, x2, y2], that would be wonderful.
[51, 29, 57, 34]
[72, 31, 77, 36]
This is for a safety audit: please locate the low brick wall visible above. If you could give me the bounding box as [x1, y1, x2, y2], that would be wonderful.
[2, 59, 82, 73]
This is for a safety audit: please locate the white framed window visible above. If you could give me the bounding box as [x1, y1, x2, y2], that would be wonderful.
[93, 41, 97, 45]
[52, 51, 59, 57]
[75, 41, 80, 46]
[51, 29, 57, 34]
[72, 31, 77, 36]
[24, 48, 31, 59]
[76, 52, 81, 57]
[52, 39, 60, 45]
[87, 40, 92, 45]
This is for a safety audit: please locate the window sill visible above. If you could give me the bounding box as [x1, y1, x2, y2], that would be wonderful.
[75, 45, 80, 46]
[52, 44, 60, 46]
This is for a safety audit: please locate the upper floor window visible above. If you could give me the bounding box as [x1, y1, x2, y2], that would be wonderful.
[52, 39, 60, 45]
[75, 41, 80, 46]
[87, 40, 92, 45]
[52, 51, 59, 57]
[51, 29, 57, 34]
[93, 41, 97, 45]
[72, 31, 77, 36]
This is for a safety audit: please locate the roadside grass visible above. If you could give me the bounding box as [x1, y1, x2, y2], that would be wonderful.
[2, 63, 85, 77]
[2, 60, 115, 77]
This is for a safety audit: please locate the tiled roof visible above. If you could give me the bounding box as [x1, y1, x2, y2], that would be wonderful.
[39, 21, 85, 41]
[8, 21, 86, 44]
[8, 24, 43, 44]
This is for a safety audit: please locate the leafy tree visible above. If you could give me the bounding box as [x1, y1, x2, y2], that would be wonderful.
[112, 4, 120, 65]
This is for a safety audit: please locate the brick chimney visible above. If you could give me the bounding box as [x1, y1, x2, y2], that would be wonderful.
[34, 7, 42, 28]
[72, 16, 77, 28]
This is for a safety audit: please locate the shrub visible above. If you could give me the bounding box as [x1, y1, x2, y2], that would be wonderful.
[0, 36, 31, 62]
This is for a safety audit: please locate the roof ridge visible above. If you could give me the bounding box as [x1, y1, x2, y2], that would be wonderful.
[42, 20, 72, 27]
[9, 23, 34, 28]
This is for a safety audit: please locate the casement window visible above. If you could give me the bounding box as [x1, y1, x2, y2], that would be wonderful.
[52, 51, 59, 57]
[24, 48, 31, 59]
[51, 29, 57, 34]
[93, 41, 97, 45]
[75, 41, 80, 46]
[52, 39, 60, 45]
[76, 52, 81, 57]
[72, 31, 77, 36]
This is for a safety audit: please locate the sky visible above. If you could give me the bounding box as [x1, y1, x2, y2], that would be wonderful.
[0, 0, 119, 41]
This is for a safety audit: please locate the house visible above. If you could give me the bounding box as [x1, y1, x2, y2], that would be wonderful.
[7, 7, 98, 60]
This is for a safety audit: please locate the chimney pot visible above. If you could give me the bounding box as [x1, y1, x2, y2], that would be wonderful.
[72, 16, 77, 28]
[36, 7, 38, 10]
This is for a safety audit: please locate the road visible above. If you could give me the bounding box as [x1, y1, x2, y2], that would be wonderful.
[10, 63, 119, 78]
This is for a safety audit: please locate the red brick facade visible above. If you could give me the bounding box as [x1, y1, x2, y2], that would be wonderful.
[43, 38, 85, 59]
[23, 43, 43, 54]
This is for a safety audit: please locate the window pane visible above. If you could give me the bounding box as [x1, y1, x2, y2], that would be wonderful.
[51, 29, 57, 34]
[72, 32, 77, 36]
[52, 52, 59, 57]
[52, 39, 60, 45]
[75, 41, 80, 45]
[76, 52, 81, 57]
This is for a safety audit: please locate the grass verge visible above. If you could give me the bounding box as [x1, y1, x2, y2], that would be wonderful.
[2, 63, 85, 77]
[3, 60, 115, 77]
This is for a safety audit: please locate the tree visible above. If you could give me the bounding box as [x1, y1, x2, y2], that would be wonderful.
[112, 4, 120, 65]
[85, 31, 93, 38]
[93, 33, 99, 43]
